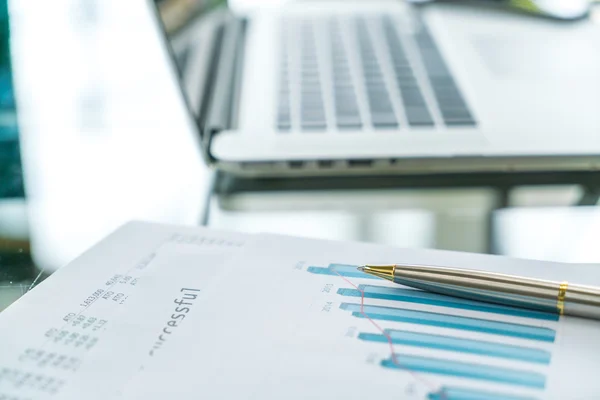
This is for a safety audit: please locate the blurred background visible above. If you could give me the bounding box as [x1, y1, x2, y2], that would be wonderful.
[2, 0, 600, 311]
[0, 0, 29, 310]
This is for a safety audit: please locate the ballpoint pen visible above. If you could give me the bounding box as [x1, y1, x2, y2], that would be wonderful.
[358, 264, 600, 320]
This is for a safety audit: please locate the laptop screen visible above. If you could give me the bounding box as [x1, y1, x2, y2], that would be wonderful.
[151, 0, 228, 126]
[155, 0, 225, 37]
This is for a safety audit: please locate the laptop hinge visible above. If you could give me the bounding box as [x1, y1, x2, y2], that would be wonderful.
[202, 16, 247, 164]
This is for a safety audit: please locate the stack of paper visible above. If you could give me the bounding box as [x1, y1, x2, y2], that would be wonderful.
[1, 221, 599, 400]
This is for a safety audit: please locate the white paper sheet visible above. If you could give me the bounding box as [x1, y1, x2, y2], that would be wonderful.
[0, 221, 250, 399]
[1, 223, 599, 400]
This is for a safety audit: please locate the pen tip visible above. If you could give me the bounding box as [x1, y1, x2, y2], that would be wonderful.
[355, 265, 395, 282]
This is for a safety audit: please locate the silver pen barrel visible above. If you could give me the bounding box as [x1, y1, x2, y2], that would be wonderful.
[360, 264, 600, 319]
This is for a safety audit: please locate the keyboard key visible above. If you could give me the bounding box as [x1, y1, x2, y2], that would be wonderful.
[443, 117, 476, 126]
[336, 102, 359, 114]
[334, 85, 357, 95]
[335, 96, 358, 107]
[333, 81, 354, 89]
[404, 107, 434, 126]
[337, 115, 363, 129]
[397, 79, 419, 89]
[401, 86, 425, 97]
[440, 107, 473, 119]
[394, 66, 414, 77]
[371, 112, 399, 128]
[401, 94, 426, 107]
[301, 120, 327, 130]
[433, 87, 463, 100]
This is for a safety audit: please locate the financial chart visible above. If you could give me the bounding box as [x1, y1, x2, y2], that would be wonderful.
[307, 263, 558, 400]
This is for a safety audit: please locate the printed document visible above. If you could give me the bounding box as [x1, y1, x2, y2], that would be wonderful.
[1, 222, 599, 399]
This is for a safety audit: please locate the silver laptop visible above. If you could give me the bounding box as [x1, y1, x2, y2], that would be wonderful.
[159, 0, 600, 178]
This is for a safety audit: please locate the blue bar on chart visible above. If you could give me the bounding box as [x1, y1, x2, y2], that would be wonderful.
[381, 354, 546, 388]
[307, 264, 377, 279]
[340, 303, 556, 342]
[428, 386, 538, 400]
[338, 285, 558, 321]
[358, 330, 551, 364]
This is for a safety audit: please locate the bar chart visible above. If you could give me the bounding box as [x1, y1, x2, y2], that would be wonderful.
[307, 264, 378, 279]
[338, 284, 558, 321]
[358, 330, 551, 364]
[341, 303, 555, 342]
[308, 263, 557, 397]
[427, 386, 537, 400]
[381, 354, 545, 388]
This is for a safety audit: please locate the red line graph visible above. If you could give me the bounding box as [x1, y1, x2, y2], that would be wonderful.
[333, 270, 445, 398]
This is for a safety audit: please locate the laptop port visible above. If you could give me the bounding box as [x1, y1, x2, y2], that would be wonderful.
[348, 159, 373, 167]
[241, 162, 273, 169]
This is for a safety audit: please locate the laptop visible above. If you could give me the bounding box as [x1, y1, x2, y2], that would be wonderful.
[153, 0, 600, 178]
[10, 0, 599, 273]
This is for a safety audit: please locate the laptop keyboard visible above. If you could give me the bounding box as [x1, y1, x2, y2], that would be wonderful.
[277, 15, 476, 131]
